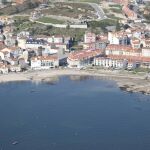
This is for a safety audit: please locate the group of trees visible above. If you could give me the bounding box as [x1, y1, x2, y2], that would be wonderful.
[1, 0, 7, 4]
[88, 19, 121, 32]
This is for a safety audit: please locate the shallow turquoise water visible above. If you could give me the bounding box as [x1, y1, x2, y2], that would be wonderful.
[0, 76, 150, 150]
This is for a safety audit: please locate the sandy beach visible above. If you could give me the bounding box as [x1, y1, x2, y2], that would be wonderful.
[0, 68, 149, 95]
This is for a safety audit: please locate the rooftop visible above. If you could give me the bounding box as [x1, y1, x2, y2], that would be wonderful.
[106, 44, 139, 52]
[31, 55, 58, 61]
[68, 49, 102, 61]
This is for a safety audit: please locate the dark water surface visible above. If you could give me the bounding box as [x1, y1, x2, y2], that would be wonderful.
[0, 76, 150, 150]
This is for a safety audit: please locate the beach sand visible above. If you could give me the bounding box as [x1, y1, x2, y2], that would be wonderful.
[0, 69, 149, 95]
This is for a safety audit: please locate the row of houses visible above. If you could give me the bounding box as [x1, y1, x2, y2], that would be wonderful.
[0, 38, 150, 73]
[0, 63, 21, 74]
[66, 28, 150, 69]
[0, 45, 64, 73]
[0, 20, 149, 73]
[94, 54, 150, 69]
[66, 46, 150, 70]
[94, 56, 140, 70]
[17, 35, 74, 52]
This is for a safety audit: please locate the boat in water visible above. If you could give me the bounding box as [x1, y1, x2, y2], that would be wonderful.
[12, 141, 19, 145]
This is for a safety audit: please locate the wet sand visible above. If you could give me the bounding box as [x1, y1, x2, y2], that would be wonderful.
[0, 69, 149, 95]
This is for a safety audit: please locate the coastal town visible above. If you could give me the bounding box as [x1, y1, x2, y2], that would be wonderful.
[1, 1, 150, 149]
[0, 0, 150, 86]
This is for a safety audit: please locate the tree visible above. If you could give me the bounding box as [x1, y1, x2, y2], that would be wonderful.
[46, 25, 52, 30]
[1, 0, 7, 4]
[116, 20, 121, 31]
[15, 40, 18, 46]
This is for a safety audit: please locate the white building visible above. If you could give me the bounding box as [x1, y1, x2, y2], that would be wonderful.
[25, 39, 48, 49]
[108, 32, 120, 45]
[17, 38, 26, 49]
[31, 55, 59, 70]
[0, 51, 5, 60]
[9, 65, 21, 72]
[94, 57, 128, 69]
[105, 44, 141, 57]
[48, 36, 64, 44]
[142, 47, 150, 57]
[84, 32, 96, 43]
[108, 32, 130, 45]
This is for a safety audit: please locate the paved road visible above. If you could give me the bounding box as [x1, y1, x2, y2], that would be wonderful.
[53, 0, 107, 20]
[88, 3, 107, 20]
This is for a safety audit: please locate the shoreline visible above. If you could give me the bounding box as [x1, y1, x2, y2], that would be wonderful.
[0, 69, 150, 95]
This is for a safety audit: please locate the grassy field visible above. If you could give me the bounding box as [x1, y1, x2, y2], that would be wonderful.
[109, 4, 122, 9]
[108, 4, 122, 13]
[0, 1, 39, 15]
[0, 12, 4, 15]
[13, 16, 29, 20]
[38, 17, 65, 24]
[133, 68, 150, 73]
[88, 18, 121, 32]
[13, 16, 36, 33]
[42, 2, 95, 19]
[107, 14, 122, 20]
[109, 8, 122, 13]
[12, 14, 85, 41]
[103, 8, 109, 13]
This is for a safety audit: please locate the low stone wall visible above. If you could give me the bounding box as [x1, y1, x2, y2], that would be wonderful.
[35, 21, 87, 29]
[35, 21, 67, 28]
[70, 24, 88, 29]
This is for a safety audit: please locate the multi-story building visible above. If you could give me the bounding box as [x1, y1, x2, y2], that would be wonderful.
[142, 48, 150, 57]
[48, 36, 64, 44]
[67, 50, 102, 68]
[108, 32, 130, 45]
[25, 38, 47, 49]
[94, 57, 128, 69]
[84, 32, 96, 43]
[105, 44, 140, 56]
[31, 55, 59, 70]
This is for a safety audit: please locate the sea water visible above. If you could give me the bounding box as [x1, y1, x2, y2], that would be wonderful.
[0, 76, 150, 150]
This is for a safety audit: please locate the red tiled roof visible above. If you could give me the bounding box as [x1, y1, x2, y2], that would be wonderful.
[68, 50, 102, 61]
[107, 55, 150, 63]
[131, 39, 140, 44]
[145, 40, 150, 45]
[31, 55, 58, 61]
[1, 47, 19, 52]
[106, 44, 137, 52]
[122, 5, 136, 18]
